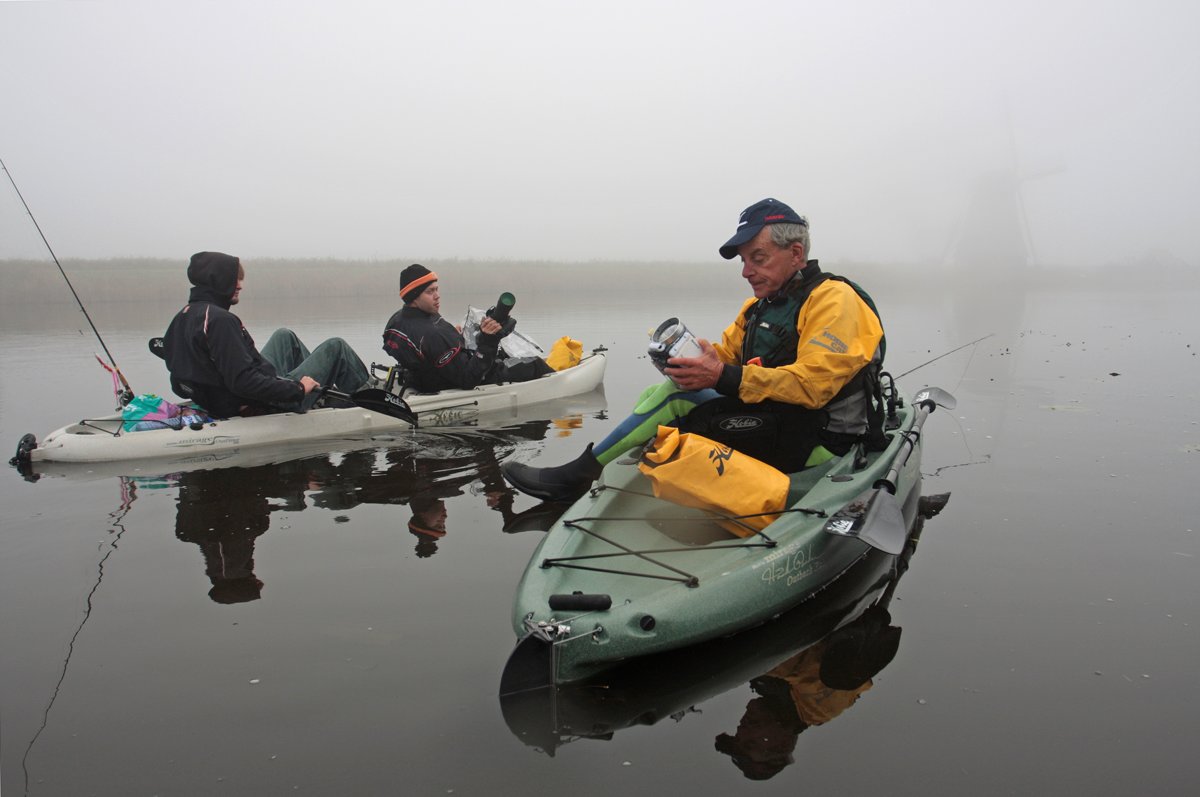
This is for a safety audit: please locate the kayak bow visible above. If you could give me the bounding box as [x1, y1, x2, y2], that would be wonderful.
[501, 386, 954, 688]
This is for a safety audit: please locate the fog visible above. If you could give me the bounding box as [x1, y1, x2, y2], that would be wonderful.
[2, 0, 1198, 271]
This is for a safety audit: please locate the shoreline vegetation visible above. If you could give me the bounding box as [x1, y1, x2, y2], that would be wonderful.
[1, 255, 1195, 304]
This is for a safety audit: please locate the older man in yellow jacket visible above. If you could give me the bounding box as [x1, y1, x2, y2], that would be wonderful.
[503, 198, 885, 502]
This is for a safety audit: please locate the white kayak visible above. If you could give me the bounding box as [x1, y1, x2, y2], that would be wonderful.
[19, 351, 606, 465]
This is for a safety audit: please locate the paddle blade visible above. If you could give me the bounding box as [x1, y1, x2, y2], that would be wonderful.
[823, 487, 907, 555]
[500, 632, 555, 697]
[344, 388, 419, 427]
[913, 386, 956, 412]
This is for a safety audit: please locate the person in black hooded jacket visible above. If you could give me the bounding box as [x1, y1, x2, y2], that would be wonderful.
[162, 251, 370, 417]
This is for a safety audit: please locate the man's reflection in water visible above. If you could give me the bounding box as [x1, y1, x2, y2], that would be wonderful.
[712, 498, 947, 780]
[309, 420, 553, 558]
[173, 466, 295, 604]
[171, 420, 568, 600]
[171, 418, 565, 601]
[714, 604, 901, 780]
[408, 495, 447, 558]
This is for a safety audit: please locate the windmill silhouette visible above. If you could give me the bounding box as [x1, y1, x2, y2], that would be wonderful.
[941, 115, 1063, 276]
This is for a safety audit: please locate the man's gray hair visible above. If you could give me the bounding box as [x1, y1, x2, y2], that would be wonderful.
[769, 221, 810, 256]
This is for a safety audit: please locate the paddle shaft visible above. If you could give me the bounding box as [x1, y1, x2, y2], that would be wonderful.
[824, 388, 956, 555]
[874, 387, 956, 493]
[874, 399, 935, 494]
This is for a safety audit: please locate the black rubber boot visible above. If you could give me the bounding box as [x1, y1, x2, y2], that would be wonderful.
[502, 444, 603, 502]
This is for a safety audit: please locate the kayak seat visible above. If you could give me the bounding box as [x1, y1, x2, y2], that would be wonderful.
[784, 457, 840, 505]
[370, 361, 420, 397]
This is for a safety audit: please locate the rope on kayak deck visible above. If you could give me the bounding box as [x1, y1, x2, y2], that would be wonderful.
[75, 418, 125, 437]
[541, 484, 829, 587]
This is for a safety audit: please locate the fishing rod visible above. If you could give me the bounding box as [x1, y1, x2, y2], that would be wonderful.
[893, 333, 993, 380]
[1, 156, 134, 404]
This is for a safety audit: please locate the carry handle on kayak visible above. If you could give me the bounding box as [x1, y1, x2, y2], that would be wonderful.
[822, 387, 956, 555]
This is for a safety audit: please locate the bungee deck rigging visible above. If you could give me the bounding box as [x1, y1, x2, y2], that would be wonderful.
[540, 483, 833, 587]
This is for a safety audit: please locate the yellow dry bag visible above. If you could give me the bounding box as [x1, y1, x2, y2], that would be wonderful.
[637, 425, 789, 537]
[546, 336, 584, 371]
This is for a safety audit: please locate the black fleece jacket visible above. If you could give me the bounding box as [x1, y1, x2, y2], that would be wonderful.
[162, 252, 304, 417]
[382, 305, 503, 391]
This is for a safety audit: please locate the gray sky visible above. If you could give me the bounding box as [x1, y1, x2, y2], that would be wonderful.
[2, 0, 1197, 267]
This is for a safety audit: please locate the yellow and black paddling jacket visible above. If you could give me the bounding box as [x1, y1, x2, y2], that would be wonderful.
[710, 261, 884, 440]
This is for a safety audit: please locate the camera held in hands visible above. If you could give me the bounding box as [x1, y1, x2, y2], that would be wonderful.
[648, 317, 703, 384]
[483, 291, 517, 338]
[487, 292, 516, 325]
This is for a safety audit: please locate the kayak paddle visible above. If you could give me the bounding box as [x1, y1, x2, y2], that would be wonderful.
[823, 386, 956, 555]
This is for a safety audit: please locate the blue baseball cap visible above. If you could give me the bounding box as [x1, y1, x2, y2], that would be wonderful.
[718, 198, 807, 260]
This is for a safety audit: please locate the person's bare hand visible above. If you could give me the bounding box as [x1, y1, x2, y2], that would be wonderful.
[299, 375, 321, 394]
[480, 316, 502, 335]
[664, 339, 722, 390]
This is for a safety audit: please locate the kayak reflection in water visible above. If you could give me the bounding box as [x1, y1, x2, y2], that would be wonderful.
[714, 603, 900, 780]
[304, 421, 557, 557]
[169, 418, 572, 598]
[170, 441, 518, 599]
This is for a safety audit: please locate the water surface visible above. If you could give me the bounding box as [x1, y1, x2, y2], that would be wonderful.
[2, 270, 1197, 795]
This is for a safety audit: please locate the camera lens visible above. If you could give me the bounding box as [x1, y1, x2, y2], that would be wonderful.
[652, 317, 681, 343]
[489, 292, 516, 324]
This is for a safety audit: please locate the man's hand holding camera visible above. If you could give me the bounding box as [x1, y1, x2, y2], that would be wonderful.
[664, 339, 723, 391]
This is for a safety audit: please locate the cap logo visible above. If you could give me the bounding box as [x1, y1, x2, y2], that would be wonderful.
[764, 214, 787, 221]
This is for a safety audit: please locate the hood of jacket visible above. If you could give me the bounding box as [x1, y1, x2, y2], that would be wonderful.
[186, 251, 240, 309]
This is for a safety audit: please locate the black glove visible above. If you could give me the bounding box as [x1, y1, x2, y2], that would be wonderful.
[482, 314, 517, 340]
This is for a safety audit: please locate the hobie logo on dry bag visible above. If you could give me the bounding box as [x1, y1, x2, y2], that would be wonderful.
[717, 415, 764, 433]
[708, 445, 734, 476]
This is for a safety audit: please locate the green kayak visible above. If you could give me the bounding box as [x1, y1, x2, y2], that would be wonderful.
[501, 387, 955, 689]
[501, 492, 949, 755]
